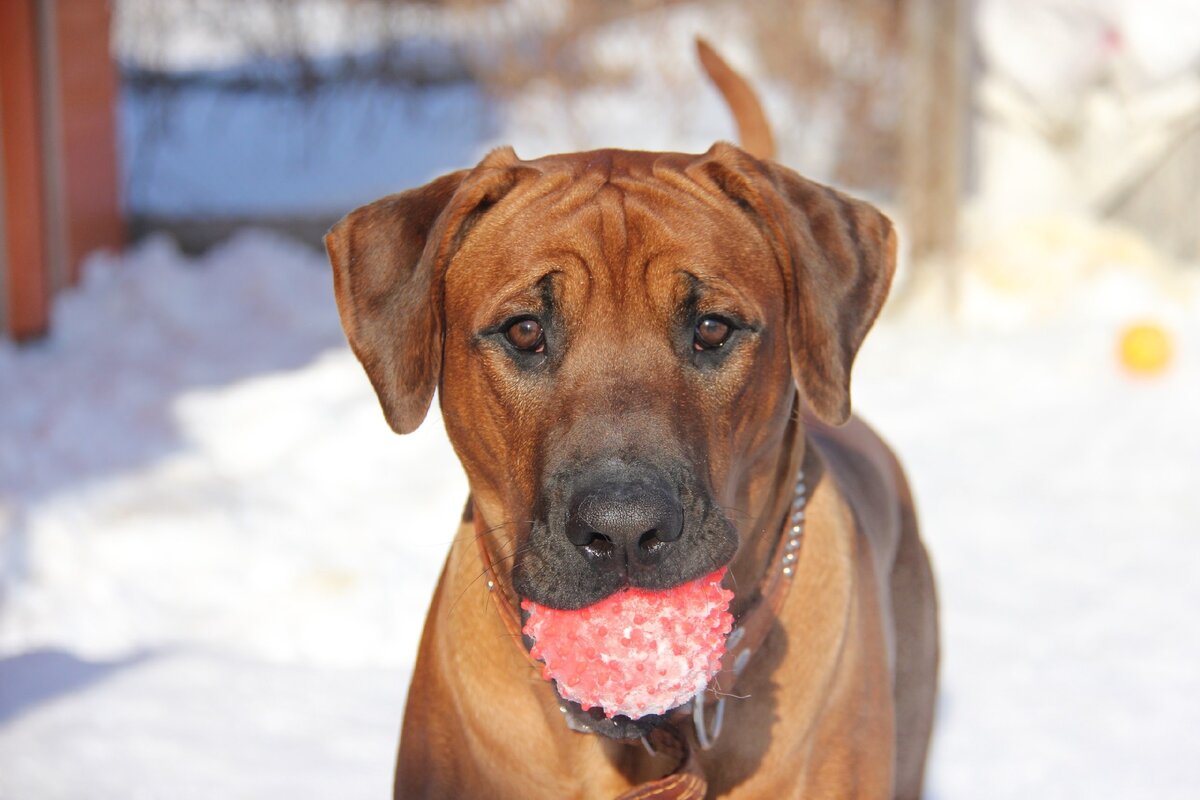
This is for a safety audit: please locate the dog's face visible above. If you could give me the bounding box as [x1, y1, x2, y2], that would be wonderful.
[326, 141, 894, 612]
[440, 149, 799, 610]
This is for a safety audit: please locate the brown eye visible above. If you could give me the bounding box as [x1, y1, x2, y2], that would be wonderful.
[694, 316, 732, 350]
[505, 318, 544, 352]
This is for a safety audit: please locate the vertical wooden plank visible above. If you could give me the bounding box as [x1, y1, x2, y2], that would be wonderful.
[0, 0, 51, 339]
[50, 0, 124, 286]
[898, 0, 969, 306]
[37, 0, 69, 295]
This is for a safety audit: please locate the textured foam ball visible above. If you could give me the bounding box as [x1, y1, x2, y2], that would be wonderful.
[1118, 321, 1172, 375]
[522, 569, 734, 720]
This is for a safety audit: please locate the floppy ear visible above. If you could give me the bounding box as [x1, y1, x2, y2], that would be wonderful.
[690, 143, 897, 425]
[326, 148, 536, 433]
[325, 171, 468, 434]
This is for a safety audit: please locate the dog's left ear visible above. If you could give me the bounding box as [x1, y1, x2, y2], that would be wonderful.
[691, 143, 897, 426]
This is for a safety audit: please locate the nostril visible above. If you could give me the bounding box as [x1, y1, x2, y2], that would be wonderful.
[582, 532, 615, 559]
[654, 514, 683, 543]
[638, 530, 666, 556]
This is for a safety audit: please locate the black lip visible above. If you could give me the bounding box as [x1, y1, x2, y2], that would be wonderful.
[555, 693, 670, 740]
[520, 610, 664, 739]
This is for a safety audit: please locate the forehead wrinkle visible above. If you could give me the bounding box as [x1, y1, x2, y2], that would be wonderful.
[619, 195, 694, 323]
[505, 192, 612, 330]
[462, 177, 606, 267]
[628, 184, 775, 272]
[680, 270, 765, 322]
[595, 183, 630, 301]
[537, 182, 631, 317]
[623, 190, 776, 326]
[538, 205, 609, 312]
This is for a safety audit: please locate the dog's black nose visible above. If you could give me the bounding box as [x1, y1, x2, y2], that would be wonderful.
[566, 479, 683, 567]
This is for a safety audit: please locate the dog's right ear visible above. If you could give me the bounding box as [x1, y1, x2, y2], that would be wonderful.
[325, 171, 467, 434]
[325, 150, 531, 434]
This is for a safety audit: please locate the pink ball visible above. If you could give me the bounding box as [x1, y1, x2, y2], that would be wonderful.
[521, 569, 734, 719]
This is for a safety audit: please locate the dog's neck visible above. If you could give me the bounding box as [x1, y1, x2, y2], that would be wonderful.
[725, 392, 812, 620]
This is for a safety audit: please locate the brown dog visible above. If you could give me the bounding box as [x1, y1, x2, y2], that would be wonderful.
[326, 41, 937, 800]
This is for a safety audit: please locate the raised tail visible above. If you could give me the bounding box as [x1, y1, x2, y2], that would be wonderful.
[695, 37, 776, 161]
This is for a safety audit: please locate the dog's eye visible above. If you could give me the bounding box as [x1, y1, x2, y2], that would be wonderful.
[694, 316, 733, 350]
[505, 318, 545, 352]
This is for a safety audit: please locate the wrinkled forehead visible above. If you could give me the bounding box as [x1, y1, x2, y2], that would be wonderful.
[443, 150, 783, 323]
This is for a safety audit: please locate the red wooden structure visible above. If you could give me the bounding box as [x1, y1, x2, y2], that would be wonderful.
[0, 0, 123, 340]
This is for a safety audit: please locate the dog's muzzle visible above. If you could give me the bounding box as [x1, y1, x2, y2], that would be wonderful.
[512, 460, 738, 610]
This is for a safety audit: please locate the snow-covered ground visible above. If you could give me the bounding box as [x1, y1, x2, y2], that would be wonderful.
[4, 1, 1200, 797]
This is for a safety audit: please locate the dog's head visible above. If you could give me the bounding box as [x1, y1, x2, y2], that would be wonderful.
[326, 142, 894, 612]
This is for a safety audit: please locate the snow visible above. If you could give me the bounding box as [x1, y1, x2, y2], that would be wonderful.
[4, 1, 1200, 797]
[0, 232, 467, 668]
[0, 648, 403, 800]
[854, 316, 1200, 799]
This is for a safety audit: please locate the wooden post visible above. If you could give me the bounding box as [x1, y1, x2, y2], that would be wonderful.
[897, 0, 969, 309]
[0, 0, 123, 341]
[42, 0, 124, 289]
[1, 0, 52, 339]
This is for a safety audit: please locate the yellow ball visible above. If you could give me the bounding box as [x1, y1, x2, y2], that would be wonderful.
[1118, 322, 1172, 375]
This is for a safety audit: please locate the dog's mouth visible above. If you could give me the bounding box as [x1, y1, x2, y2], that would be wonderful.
[554, 695, 669, 740]
[522, 615, 675, 741]
[504, 463, 738, 738]
[518, 569, 735, 740]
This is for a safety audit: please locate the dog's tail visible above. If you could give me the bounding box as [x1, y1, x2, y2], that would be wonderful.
[696, 37, 776, 161]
